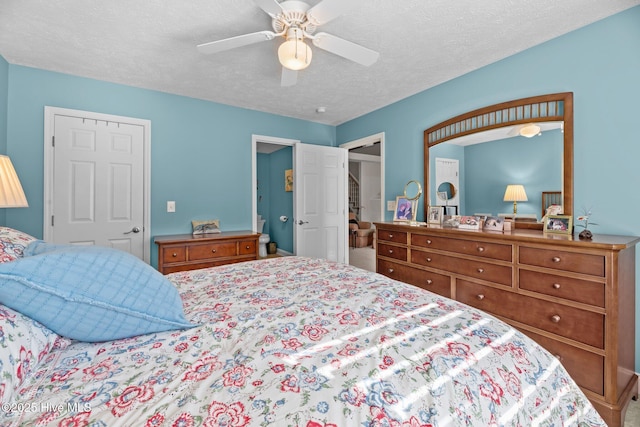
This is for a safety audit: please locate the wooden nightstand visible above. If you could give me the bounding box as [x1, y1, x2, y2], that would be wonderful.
[154, 231, 260, 274]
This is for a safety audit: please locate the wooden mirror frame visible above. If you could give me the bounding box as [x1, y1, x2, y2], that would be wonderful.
[423, 92, 573, 229]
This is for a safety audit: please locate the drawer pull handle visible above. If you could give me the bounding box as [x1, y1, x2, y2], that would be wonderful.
[552, 256, 561, 263]
[477, 247, 485, 252]
[426, 279, 433, 285]
[476, 294, 485, 301]
[551, 315, 561, 323]
[554, 354, 562, 360]
[427, 239, 432, 244]
[388, 249, 394, 254]
[212, 249, 217, 253]
[245, 245, 250, 249]
[426, 257, 432, 262]
[172, 253, 178, 257]
[389, 234, 394, 238]
[388, 268, 394, 274]
[552, 283, 561, 289]
[477, 268, 484, 273]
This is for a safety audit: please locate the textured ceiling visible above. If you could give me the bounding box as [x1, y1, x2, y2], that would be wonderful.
[0, 0, 638, 125]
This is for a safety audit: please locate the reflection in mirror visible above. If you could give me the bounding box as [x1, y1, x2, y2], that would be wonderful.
[423, 93, 574, 229]
[404, 180, 423, 201]
[437, 182, 456, 200]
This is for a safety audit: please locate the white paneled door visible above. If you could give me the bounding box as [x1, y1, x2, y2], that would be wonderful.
[294, 143, 347, 263]
[44, 108, 150, 261]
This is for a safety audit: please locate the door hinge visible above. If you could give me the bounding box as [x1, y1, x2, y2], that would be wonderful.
[52, 136, 55, 147]
[51, 216, 54, 226]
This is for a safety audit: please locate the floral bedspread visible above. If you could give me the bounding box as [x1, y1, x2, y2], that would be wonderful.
[3, 257, 605, 426]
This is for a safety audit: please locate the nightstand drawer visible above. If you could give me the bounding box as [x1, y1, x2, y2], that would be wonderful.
[411, 250, 512, 286]
[238, 240, 257, 255]
[190, 242, 236, 260]
[519, 247, 605, 276]
[377, 259, 451, 298]
[377, 229, 407, 244]
[412, 234, 512, 262]
[377, 243, 407, 261]
[457, 279, 604, 348]
[162, 246, 186, 263]
[519, 269, 605, 307]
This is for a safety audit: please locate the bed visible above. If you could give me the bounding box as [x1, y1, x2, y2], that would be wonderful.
[0, 227, 605, 426]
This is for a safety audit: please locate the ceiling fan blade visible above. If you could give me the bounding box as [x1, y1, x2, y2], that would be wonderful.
[281, 67, 298, 87]
[312, 32, 379, 66]
[197, 31, 276, 55]
[253, 0, 283, 17]
[306, 0, 352, 26]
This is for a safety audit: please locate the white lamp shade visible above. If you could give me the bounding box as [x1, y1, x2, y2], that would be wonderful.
[519, 124, 541, 138]
[0, 155, 28, 208]
[503, 184, 528, 202]
[278, 38, 312, 71]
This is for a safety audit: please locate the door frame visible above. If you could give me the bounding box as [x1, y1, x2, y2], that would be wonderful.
[251, 134, 299, 247]
[340, 132, 386, 223]
[43, 106, 152, 263]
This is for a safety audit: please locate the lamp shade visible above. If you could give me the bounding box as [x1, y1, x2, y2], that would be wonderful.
[0, 155, 28, 208]
[278, 29, 312, 71]
[503, 184, 528, 202]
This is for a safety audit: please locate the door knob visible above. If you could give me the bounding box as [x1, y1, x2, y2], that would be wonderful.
[124, 226, 141, 234]
[297, 220, 309, 225]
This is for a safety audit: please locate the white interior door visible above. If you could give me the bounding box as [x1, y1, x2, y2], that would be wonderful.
[294, 143, 347, 263]
[44, 108, 150, 261]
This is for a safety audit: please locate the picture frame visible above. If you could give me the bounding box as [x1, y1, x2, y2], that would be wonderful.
[458, 215, 481, 230]
[443, 206, 458, 216]
[482, 216, 504, 231]
[544, 214, 573, 234]
[427, 205, 443, 224]
[284, 169, 293, 192]
[192, 219, 221, 235]
[393, 196, 417, 222]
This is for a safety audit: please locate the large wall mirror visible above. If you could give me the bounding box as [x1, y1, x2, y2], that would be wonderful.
[423, 93, 573, 229]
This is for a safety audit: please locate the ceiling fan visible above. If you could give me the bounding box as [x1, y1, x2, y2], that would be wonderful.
[197, 0, 380, 86]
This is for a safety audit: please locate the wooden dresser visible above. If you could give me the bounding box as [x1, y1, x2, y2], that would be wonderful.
[154, 231, 259, 274]
[375, 222, 638, 427]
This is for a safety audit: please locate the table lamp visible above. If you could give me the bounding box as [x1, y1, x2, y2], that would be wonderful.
[503, 184, 527, 214]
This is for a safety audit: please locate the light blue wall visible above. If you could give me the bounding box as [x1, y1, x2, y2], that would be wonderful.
[2, 65, 334, 264]
[337, 6, 640, 370]
[0, 56, 8, 225]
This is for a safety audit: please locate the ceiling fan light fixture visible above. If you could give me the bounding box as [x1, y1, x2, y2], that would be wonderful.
[278, 28, 312, 71]
[519, 123, 541, 138]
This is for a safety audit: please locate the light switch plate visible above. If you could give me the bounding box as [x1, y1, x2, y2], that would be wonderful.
[387, 200, 396, 211]
[167, 201, 176, 213]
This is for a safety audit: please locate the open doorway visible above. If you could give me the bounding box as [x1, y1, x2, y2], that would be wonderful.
[252, 135, 298, 258]
[340, 133, 385, 272]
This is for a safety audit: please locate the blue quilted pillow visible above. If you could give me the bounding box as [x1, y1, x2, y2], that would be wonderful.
[0, 241, 196, 342]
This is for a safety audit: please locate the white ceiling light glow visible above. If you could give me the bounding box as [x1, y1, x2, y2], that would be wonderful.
[519, 123, 541, 138]
[278, 28, 312, 71]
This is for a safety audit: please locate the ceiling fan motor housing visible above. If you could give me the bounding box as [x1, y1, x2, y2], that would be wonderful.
[272, 1, 317, 36]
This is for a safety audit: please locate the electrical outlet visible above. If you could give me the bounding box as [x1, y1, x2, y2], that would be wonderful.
[387, 200, 396, 211]
[167, 201, 176, 213]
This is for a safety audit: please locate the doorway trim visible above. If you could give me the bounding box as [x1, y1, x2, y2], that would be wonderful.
[43, 106, 152, 263]
[251, 134, 299, 241]
[340, 132, 386, 223]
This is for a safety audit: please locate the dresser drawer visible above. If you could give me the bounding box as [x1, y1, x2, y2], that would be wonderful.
[411, 250, 512, 286]
[378, 259, 451, 298]
[519, 269, 605, 307]
[377, 229, 407, 244]
[519, 247, 605, 277]
[457, 279, 604, 348]
[523, 330, 604, 395]
[412, 234, 512, 262]
[161, 246, 186, 263]
[190, 242, 237, 260]
[238, 239, 257, 255]
[377, 243, 407, 261]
